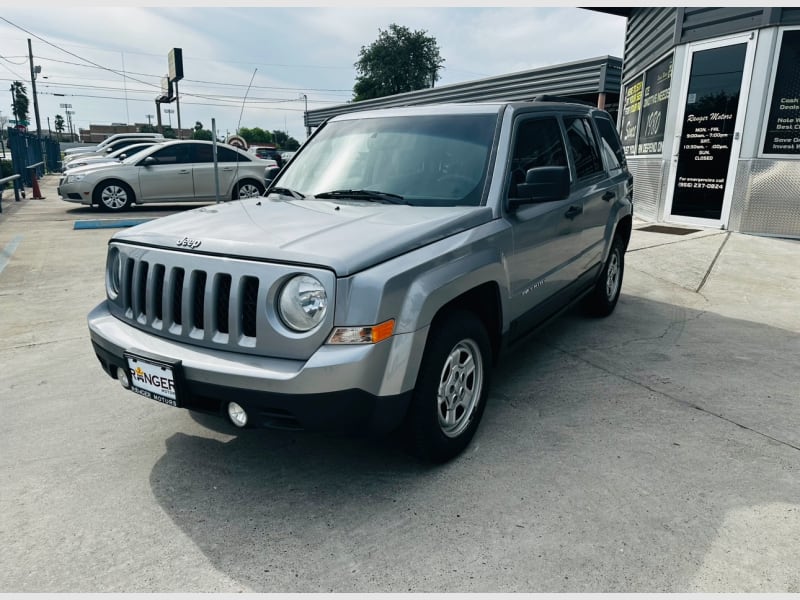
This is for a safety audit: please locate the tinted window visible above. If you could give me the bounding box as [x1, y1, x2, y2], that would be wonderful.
[218, 147, 250, 162]
[147, 145, 191, 165]
[594, 116, 626, 172]
[564, 117, 604, 179]
[508, 117, 567, 198]
[192, 144, 214, 163]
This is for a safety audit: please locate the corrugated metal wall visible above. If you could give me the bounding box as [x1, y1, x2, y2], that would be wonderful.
[626, 157, 667, 221]
[305, 56, 622, 128]
[621, 8, 678, 83]
[679, 7, 768, 43]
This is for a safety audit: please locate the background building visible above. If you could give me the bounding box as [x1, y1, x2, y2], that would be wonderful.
[597, 7, 800, 238]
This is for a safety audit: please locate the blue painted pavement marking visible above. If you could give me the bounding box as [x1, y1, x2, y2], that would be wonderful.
[0, 235, 23, 275]
[73, 218, 154, 230]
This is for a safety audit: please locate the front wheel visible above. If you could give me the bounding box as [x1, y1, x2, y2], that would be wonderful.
[584, 234, 625, 317]
[233, 180, 265, 200]
[406, 310, 492, 462]
[94, 180, 133, 211]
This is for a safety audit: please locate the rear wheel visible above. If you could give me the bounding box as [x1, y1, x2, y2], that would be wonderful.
[94, 180, 133, 212]
[233, 180, 265, 200]
[584, 234, 625, 317]
[406, 310, 492, 462]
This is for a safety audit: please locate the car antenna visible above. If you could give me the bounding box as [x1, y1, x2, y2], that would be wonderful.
[216, 68, 258, 203]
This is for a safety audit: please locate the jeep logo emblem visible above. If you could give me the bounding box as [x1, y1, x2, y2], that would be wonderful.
[176, 237, 202, 249]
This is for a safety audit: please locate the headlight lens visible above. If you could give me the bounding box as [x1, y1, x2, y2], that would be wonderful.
[66, 174, 86, 183]
[106, 247, 122, 299]
[277, 275, 327, 332]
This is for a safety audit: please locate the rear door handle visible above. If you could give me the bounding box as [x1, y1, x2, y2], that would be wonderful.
[222, 167, 234, 171]
[602, 191, 615, 201]
[178, 169, 191, 175]
[565, 205, 582, 220]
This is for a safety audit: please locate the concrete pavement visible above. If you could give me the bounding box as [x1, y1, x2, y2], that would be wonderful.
[1, 175, 798, 592]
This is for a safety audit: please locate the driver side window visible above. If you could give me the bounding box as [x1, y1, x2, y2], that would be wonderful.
[508, 117, 567, 198]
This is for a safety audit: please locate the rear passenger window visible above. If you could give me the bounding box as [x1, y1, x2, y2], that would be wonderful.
[508, 117, 567, 198]
[564, 117, 604, 179]
[594, 116, 626, 173]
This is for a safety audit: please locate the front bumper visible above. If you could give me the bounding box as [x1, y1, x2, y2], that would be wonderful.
[88, 301, 420, 433]
[58, 180, 92, 204]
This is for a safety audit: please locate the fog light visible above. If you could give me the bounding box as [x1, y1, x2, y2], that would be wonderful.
[116, 366, 130, 389]
[227, 402, 248, 428]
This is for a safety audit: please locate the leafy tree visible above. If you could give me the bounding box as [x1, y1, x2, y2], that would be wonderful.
[192, 128, 213, 141]
[140, 123, 158, 133]
[239, 126, 272, 145]
[10, 81, 29, 125]
[353, 24, 444, 102]
[194, 121, 203, 131]
[162, 126, 177, 139]
[54, 114, 65, 140]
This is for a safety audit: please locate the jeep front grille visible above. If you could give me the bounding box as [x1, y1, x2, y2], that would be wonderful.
[120, 260, 259, 342]
[108, 244, 336, 360]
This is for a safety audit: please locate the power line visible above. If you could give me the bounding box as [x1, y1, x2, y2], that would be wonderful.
[33, 55, 353, 93]
[0, 16, 161, 91]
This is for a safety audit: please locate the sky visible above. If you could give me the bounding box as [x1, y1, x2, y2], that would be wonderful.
[0, 6, 627, 144]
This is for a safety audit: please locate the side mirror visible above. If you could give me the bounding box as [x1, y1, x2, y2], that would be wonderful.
[264, 166, 281, 184]
[119, 154, 127, 160]
[142, 156, 157, 167]
[508, 166, 570, 209]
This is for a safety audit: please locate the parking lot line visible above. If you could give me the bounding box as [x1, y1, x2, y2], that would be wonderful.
[0, 234, 22, 275]
[73, 218, 154, 230]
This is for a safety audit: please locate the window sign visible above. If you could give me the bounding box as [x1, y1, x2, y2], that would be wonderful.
[763, 30, 800, 155]
[620, 77, 643, 155]
[637, 55, 673, 154]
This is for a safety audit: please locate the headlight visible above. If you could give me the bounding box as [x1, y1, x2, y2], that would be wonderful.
[277, 275, 328, 332]
[66, 174, 86, 183]
[106, 247, 123, 299]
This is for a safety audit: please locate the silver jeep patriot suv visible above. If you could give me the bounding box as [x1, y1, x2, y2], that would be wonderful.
[88, 101, 633, 462]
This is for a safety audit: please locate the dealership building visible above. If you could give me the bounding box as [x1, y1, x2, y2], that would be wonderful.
[600, 7, 800, 238]
[305, 7, 800, 238]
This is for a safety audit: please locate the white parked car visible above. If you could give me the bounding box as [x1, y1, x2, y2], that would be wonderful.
[63, 133, 164, 157]
[63, 142, 159, 171]
[58, 140, 272, 211]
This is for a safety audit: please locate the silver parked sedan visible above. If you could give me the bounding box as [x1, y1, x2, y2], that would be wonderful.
[58, 140, 272, 211]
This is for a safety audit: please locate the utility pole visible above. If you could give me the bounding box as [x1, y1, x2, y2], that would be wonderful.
[301, 93, 310, 138]
[146, 114, 153, 126]
[27, 39, 42, 141]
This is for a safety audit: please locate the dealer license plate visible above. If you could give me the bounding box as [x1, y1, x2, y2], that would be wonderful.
[125, 353, 180, 407]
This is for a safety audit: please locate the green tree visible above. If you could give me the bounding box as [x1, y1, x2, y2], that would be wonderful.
[239, 126, 272, 145]
[162, 126, 177, 139]
[140, 123, 158, 133]
[54, 114, 65, 140]
[192, 128, 213, 141]
[10, 81, 29, 125]
[353, 24, 444, 102]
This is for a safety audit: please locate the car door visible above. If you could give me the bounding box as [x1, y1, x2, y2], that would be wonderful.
[561, 114, 614, 275]
[190, 145, 246, 199]
[137, 144, 194, 201]
[505, 114, 585, 333]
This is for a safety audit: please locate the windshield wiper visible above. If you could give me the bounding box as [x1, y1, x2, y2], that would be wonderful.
[268, 187, 305, 199]
[313, 189, 406, 204]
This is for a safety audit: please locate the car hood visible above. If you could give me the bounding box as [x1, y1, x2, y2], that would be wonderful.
[64, 162, 129, 176]
[113, 196, 494, 276]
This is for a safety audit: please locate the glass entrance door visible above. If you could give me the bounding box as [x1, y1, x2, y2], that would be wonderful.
[665, 34, 756, 228]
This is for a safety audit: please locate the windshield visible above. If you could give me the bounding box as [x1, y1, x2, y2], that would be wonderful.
[276, 113, 499, 206]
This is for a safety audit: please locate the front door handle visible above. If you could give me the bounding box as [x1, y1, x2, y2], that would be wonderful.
[222, 167, 235, 171]
[602, 191, 615, 201]
[565, 205, 582, 220]
[178, 169, 191, 174]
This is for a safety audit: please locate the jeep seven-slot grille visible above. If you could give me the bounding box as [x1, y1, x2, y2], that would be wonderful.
[120, 259, 259, 342]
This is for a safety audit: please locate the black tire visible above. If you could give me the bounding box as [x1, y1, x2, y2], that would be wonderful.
[232, 179, 265, 200]
[94, 180, 134, 212]
[406, 310, 492, 462]
[584, 234, 625, 317]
